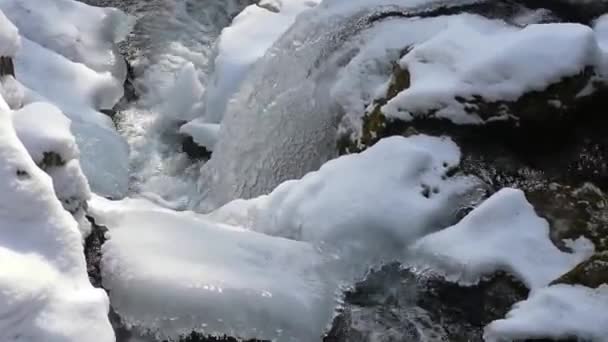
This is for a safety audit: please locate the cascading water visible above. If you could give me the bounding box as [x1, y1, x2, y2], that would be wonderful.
[81, 0, 253, 209]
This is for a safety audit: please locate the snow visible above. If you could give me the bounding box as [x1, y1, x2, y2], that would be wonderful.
[90, 196, 332, 342]
[0, 0, 130, 77]
[383, 19, 602, 124]
[12, 102, 78, 164]
[411, 188, 593, 290]
[3, 0, 131, 198]
[90, 134, 482, 340]
[485, 284, 608, 342]
[0, 95, 113, 342]
[0, 7, 18, 57]
[214, 135, 481, 268]
[203, 0, 320, 123]
[179, 119, 220, 151]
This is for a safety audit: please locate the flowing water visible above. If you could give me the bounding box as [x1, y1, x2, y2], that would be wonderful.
[81, 0, 252, 208]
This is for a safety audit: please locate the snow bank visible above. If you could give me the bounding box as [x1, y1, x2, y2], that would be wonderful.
[411, 188, 593, 289]
[383, 19, 602, 123]
[0, 7, 18, 57]
[12, 102, 92, 233]
[3, 0, 131, 198]
[203, 0, 320, 123]
[0, 0, 130, 77]
[485, 284, 608, 341]
[90, 196, 332, 342]
[0, 97, 113, 342]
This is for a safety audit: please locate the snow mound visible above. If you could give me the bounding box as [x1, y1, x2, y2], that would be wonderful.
[213, 135, 482, 270]
[2, 0, 131, 198]
[383, 19, 602, 124]
[12, 102, 78, 164]
[411, 188, 594, 289]
[485, 284, 608, 341]
[0, 0, 130, 77]
[0, 96, 113, 342]
[12, 102, 92, 233]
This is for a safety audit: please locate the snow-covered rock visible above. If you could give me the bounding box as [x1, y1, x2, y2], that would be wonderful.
[485, 284, 608, 341]
[411, 188, 593, 290]
[0, 96, 113, 342]
[381, 20, 603, 124]
[12, 102, 92, 234]
[3, 0, 131, 199]
[90, 134, 482, 340]
[213, 135, 481, 269]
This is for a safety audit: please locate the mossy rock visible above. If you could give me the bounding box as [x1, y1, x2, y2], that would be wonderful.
[552, 252, 608, 288]
[527, 183, 608, 252]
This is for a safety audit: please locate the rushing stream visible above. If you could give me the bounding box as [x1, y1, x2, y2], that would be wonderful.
[80, 0, 251, 208]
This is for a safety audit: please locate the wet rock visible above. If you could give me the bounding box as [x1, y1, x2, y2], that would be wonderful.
[552, 252, 608, 288]
[168, 333, 266, 342]
[181, 135, 212, 160]
[324, 264, 528, 342]
[0, 56, 14, 77]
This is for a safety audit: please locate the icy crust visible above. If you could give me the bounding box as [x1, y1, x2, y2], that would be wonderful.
[2, 0, 131, 199]
[484, 284, 608, 342]
[91, 135, 482, 340]
[0, 98, 113, 342]
[411, 188, 594, 290]
[91, 196, 332, 342]
[382, 19, 604, 124]
[203, 0, 320, 124]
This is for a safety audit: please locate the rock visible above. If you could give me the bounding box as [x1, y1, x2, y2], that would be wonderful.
[0, 56, 14, 77]
[181, 134, 212, 160]
[167, 333, 266, 342]
[324, 264, 528, 342]
[552, 252, 608, 288]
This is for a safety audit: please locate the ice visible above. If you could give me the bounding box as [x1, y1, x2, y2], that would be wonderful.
[203, 0, 320, 123]
[485, 284, 608, 341]
[383, 19, 602, 123]
[15, 37, 130, 198]
[411, 188, 594, 289]
[90, 195, 333, 342]
[0, 94, 113, 342]
[195, 0, 494, 209]
[179, 119, 220, 151]
[91, 134, 483, 340]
